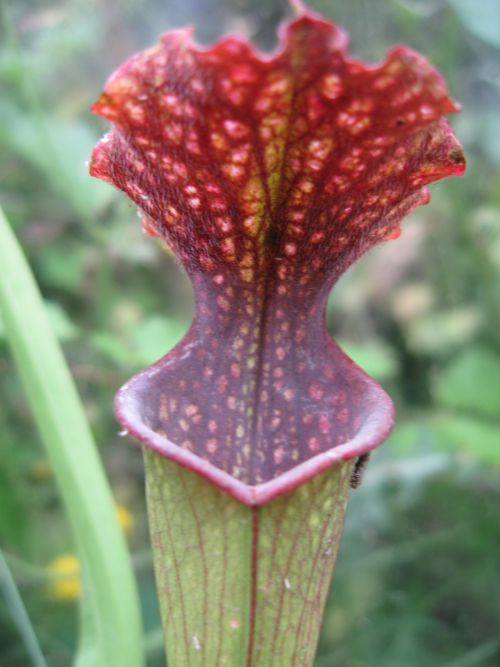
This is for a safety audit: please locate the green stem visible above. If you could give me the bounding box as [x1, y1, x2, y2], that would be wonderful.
[0, 548, 48, 667]
[2, 548, 153, 586]
[0, 205, 144, 667]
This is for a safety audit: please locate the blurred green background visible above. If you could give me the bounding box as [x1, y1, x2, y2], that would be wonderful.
[1, 0, 499, 665]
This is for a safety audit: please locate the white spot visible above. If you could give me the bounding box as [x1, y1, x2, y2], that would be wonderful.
[284, 578, 292, 590]
[125, 101, 144, 121]
[118, 429, 129, 437]
[320, 73, 343, 100]
[373, 75, 395, 90]
[255, 96, 271, 112]
[337, 111, 358, 127]
[223, 119, 248, 139]
[223, 164, 244, 180]
[420, 103, 435, 119]
[232, 145, 250, 164]
[188, 197, 201, 208]
[192, 635, 202, 651]
[268, 77, 288, 94]
[164, 93, 179, 108]
[216, 218, 232, 233]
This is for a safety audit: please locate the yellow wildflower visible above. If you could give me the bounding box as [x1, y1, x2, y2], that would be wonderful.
[47, 554, 80, 602]
[30, 459, 52, 481]
[46, 504, 133, 601]
[116, 503, 134, 538]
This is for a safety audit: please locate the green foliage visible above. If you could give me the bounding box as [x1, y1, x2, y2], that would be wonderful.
[0, 108, 113, 216]
[129, 316, 188, 367]
[449, 0, 500, 48]
[435, 346, 500, 418]
[432, 415, 500, 465]
[321, 469, 500, 667]
[338, 339, 399, 381]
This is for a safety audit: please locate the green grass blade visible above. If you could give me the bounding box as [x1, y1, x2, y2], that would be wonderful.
[0, 205, 144, 667]
[0, 548, 48, 667]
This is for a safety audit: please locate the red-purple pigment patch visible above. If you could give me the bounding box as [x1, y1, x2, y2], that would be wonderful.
[90, 8, 465, 505]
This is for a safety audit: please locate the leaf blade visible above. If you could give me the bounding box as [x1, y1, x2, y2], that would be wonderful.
[0, 548, 48, 667]
[0, 205, 144, 667]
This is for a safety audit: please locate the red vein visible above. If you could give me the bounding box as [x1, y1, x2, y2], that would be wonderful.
[214, 496, 229, 665]
[268, 491, 318, 660]
[178, 469, 209, 663]
[245, 506, 259, 667]
[149, 462, 192, 667]
[291, 466, 348, 659]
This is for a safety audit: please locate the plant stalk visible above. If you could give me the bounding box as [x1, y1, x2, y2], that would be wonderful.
[145, 449, 354, 667]
[0, 204, 144, 667]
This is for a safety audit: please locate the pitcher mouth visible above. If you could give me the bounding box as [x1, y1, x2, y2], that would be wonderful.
[114, 351, 394, 507]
